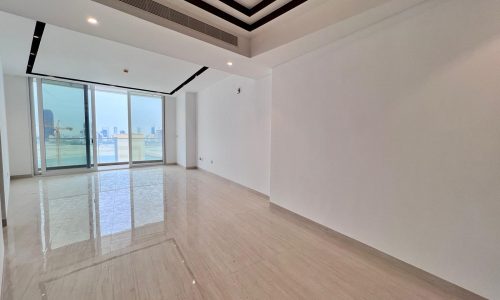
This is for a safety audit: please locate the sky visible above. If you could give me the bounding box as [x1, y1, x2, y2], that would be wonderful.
[96, 91, 163, 135]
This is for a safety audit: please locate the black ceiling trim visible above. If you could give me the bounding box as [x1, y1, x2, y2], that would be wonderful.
[185, 0, 307, 31]
[249, 0, 307, 29]
[184, 0, 251, 30]
[170, 66, 209, 95]
[219, 0, 275, 17]
[26, 21, 208, 95]
[26, 21, 45, 74]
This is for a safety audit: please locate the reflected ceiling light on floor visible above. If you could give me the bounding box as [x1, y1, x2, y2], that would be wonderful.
[227, 61, 233, 66]
[87, 17, 99, 25]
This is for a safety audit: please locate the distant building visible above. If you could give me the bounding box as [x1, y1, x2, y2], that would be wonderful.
[43, 109, 54, 138]
[151, 126, 155, 135]
[101, 128, 108, 138]
[113, 127, 118, 135]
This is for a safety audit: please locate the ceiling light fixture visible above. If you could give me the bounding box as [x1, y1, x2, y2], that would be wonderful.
[87, 17, 98, 25]
[227, 61, 233, 66]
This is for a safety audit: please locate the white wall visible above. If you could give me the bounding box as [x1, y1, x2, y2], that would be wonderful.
[4, 75, 32, 176]
[176, 93, 187, 167]
[271, 0, 500, 298]
[197, 75, 271, 195]
[176, 92, 197, 168]
[165, 96, 177, 164]
[0, 57, 11, 221]
[0, 57, 9, 289]
[185, 92, 197, 168]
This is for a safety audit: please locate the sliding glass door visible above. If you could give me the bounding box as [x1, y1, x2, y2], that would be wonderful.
[130, 93, 164, 164]
[94, 89, 129, 165]
[31, 78, 165, 173]
[40, 80, 92, 170]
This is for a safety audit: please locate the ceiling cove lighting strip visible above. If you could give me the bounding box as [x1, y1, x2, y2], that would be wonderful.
[26, 21, 209, 96]
[184, 0, 308, 31]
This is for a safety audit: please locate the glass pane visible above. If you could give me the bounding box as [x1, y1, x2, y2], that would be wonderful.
[130, 94, 163, 163]
[95, 89, 129, 164]
[41, 80, 89, 169]
[32, 79, 41, 170]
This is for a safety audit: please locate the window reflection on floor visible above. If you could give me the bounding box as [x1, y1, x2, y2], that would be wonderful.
[40, 169, 166, 255]
[48, 195, 91, 249]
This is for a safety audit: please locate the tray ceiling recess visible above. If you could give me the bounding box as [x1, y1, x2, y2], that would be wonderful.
[25, 21, 208, 95]
[185, 0, 308, 31]
[94, 0, 308, 34]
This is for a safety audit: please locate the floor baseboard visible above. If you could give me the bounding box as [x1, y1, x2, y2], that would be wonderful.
[10, 174, 33, 180]
[196, 167, 269, 199]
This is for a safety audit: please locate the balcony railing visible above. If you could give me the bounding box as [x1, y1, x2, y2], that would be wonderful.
[97, 136, 163, 164]
[36, 136, 163, 166]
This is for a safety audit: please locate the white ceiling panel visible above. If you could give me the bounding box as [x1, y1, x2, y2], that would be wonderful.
[0, 0, 271, 78]
[34, 24, 205, 93]
[0, 11, 36, 75]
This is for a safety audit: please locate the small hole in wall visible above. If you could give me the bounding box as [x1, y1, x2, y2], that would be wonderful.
[237, 88, 241, 94]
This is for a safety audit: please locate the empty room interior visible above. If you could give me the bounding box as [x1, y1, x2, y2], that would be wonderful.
[0, 0, 499, 299]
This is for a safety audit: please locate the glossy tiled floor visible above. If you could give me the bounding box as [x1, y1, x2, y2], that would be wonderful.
[2, 166, 481, 299]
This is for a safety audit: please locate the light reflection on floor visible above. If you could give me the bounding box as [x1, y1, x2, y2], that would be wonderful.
[2, 166, 481, 300]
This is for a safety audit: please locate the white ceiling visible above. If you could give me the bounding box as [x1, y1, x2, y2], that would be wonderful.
[0, 11, 35, 75]
[37, 24, 209, 93]
[0, 11, 230, 94]
[0, 0, 271, 78]
[0, 0, 426, 94]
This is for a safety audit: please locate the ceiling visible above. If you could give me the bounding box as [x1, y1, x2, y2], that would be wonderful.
[0, 10, 229, 94]
[37, 24, 229, 93]
[0, 0, 426, 93]
[0, 0, 270, 79]
[0, 11, 34, 75]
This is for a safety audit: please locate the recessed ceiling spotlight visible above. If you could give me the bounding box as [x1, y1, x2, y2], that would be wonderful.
[87, 17, 98, 25]
[227, 61, 233, 66]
